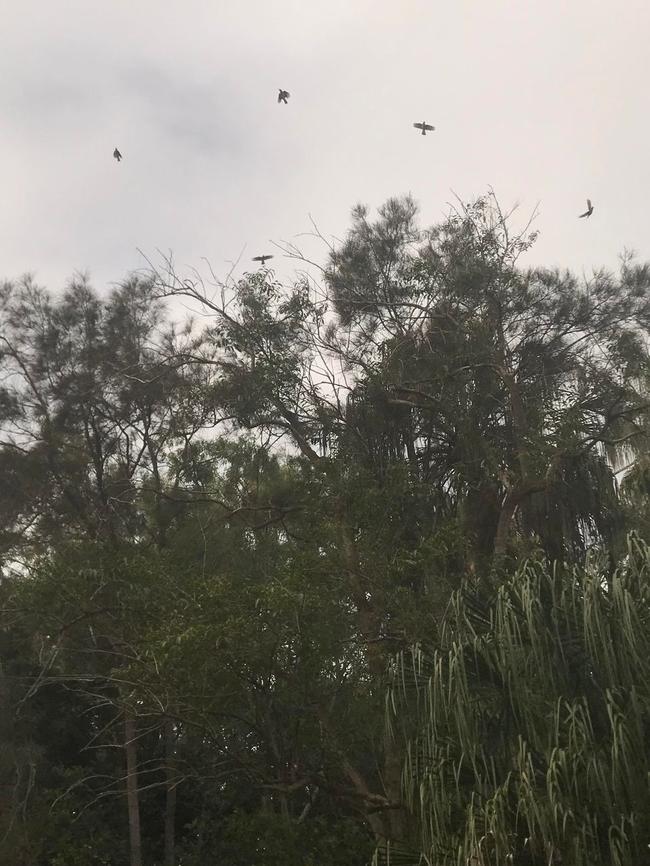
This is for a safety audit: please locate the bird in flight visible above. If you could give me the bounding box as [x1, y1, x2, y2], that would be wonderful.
[278, 89, 290, 104]
[413, 122, 435, 136]
[113, 148, 122, 162]
[578, 199, 594, 218]
[252, 254, 274, 266]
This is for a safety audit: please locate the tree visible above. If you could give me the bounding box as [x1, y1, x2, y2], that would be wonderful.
[0, 273, 220, 560]
[4, 190, 650, 860]
[151, 192, 650, 845]
[321, 194, 650, 567]
[0, 274, 221, 865]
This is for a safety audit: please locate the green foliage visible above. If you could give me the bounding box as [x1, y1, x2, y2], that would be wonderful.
[180, 810, 373, 866]
[3, 192, 650, 864]
[388, 536, 650, 865]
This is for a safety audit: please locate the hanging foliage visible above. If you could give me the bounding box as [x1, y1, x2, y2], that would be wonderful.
[386, 535, 650, 865]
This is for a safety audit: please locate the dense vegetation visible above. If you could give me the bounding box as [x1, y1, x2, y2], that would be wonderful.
[2, 194, 650, 865]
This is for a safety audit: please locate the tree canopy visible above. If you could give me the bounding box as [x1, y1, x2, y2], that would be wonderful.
[2, 193, 650, 865]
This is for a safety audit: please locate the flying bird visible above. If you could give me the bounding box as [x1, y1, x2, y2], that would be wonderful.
[413, 122, 435, 136]
[578, 199, 593, 218]
[278, 89, 290, 104]
[252, 254, 274, 266]
[113, 148, 122, 162]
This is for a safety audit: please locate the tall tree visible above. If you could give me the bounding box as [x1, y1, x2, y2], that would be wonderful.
[0, 274, 219, 864]
[152, 193, 650, 845]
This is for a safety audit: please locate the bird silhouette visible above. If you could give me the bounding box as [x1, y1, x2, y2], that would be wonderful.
[413, 122, 435, 136]
[252, 255, 274, 266]
[113, 148, 122, 162]
[578, 199, 594, 218]
[278, 89, 290, 104]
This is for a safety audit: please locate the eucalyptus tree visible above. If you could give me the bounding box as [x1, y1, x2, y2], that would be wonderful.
[150, 262, 437, 842]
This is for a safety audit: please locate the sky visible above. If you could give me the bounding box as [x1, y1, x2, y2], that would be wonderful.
[1, 0, 649, 302]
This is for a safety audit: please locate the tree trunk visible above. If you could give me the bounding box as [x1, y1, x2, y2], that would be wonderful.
[493, 489, 521, 561]
[124, 711, 143, 866]
[336, 506, 406, 842]
[493, 481, 547, 561]
[164, 718, 177, 866]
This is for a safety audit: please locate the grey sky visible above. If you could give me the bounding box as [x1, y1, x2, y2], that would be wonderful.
[2, 0, 649, 296]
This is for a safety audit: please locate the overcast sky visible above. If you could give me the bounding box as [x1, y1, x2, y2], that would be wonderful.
[2, 0, 649, 299]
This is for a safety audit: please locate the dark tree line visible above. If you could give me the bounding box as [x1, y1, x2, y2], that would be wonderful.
[2, 194, 650, 864]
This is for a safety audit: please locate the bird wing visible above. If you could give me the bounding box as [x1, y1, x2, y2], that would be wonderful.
[424, 124, 435, 131]
[413, 123, 424, 130]
[587, 199, 592, 209]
